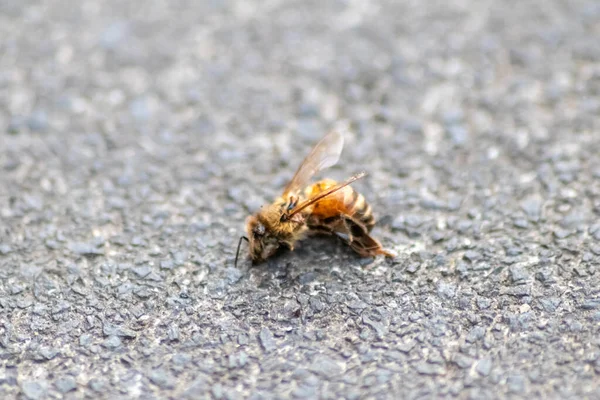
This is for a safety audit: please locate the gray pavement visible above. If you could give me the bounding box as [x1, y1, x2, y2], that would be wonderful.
[1, 0, 600, 399]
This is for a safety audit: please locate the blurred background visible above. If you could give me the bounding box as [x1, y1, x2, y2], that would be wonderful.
[1, 0, 600, 399]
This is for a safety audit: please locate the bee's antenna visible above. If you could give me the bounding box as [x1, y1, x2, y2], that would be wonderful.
[235, 236, 249, 268]
[286, 172, 367, 218]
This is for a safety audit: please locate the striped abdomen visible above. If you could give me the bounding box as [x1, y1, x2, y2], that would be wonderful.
[304, 179, 375, 231]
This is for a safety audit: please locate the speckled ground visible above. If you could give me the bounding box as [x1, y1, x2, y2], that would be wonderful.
[1, 0, 600, 399]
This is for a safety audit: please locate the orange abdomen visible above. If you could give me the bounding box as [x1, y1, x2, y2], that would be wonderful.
[304, 179, 375, 231]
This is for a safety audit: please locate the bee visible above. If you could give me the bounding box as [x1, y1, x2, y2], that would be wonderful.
[235, 131, 394, 266]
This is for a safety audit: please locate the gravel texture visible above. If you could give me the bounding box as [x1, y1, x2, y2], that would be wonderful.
[2, 0, 600, 399]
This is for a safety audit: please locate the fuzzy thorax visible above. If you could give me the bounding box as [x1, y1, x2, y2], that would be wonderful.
[245, 199, 309, 262]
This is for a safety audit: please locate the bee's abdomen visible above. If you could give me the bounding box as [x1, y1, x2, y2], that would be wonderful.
[345, 188, 375, 231]
[304, 180, 376, 232]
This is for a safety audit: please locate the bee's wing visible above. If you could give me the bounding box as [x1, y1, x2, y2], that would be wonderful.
[282, 131, 344, 197]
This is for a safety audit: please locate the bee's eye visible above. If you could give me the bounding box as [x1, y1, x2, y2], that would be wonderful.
[253, 223, 265, 236]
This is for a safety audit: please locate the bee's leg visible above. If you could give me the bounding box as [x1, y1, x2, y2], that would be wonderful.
[306, 215, 331, 236]
[279, 240, 295, 251]
[307, 226, 333, 236]
[341, 216, 362, 247]
[341, 216, 394, 259]
[309, 214, 394, 262]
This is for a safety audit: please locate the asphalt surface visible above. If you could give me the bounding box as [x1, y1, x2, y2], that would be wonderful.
[2, 0, 600, 399]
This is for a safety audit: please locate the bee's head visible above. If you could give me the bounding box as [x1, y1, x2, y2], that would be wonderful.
[245, 214, 280, 263]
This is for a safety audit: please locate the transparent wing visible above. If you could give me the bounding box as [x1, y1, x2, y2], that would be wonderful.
[282, 131, 344, 197]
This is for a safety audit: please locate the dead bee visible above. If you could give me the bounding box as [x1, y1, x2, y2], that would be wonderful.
[235, 131, 393, 266]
